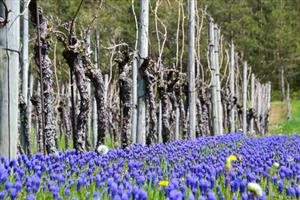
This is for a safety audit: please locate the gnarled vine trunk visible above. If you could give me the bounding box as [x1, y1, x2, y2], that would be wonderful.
[30, 1, 57, 154]
[82, 55, 108, 149]
[63, 47, 89, 152]
[116, 50, 132, 148]
[139, 59, 157, 145]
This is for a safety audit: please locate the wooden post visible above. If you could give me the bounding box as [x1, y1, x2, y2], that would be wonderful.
[22, 0, 29, 103]
[136, 0, 149, 145]
[158, 101, 163, 143]
[188, 0, 196, 139]
[229, 41, 235, 133]
[208, 20, 219, 135]
[280, 66, 285, 102]
[0, 0, 20, 159]
[28, 75, 34, 142]
[256, 82, 261, 134]
[261, 84, 266, 134]
[214, 24, 223, 135]
[175, 103, 180, 140]
[92, 34, 99, 147]
[85, 31, 91, 150]
[132, 55, 138, 143]
[250, 73, 255, 135]
[287, 83, 291, 120]
[242, 61, 247, 134]
[20, 0, 30, 152]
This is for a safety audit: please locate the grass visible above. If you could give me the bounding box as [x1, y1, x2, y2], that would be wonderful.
[269, 100, 300, 134]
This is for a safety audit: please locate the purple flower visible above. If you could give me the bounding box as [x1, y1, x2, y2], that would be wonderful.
[188, 193, 195, 200]
[64, 187, 70, 196]
[121, 193, 129, 200]
[207, 191, 217, 200]
[278, 180, 284, 193]
[169, 189, 183, 200]
[4, 181, 13, 190]
[295, 185, 300, 198]
[109, 182, 118, 196]
[9, 187, 18, 199]
[138, 189, 147, 200]
[241, 193, 248, 200]
[0, 191, 6, 199]
[26, 194, 36, 200]
[93, 191, 100, 199]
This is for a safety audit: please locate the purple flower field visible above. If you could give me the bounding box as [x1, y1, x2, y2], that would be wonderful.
[1, 133, 300, 200]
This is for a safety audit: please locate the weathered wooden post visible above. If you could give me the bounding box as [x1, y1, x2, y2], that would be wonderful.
[242, 61, 247, 134]
[250, 73, 255, 135]
[136, 0, 149, 145]
[20, 0, 30, 152]
[28, 75, 34, 142]
[92, 35, 99, 147]
[280, 66, 285, 102]
[208, 20, 219, 135]
[188, 0, 196, 139]
[0, 0, 20, 159]
[131, 0, 138, 144]
[256, 82, 262, 133]
[132, 55, 138, 143]
[287, 83, 291, 120]
[214, 25, 223, 135]
[22, 0, 29, 103]
[229, 41, 235, 133]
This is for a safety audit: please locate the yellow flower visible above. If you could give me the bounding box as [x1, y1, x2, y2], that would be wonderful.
[225, 154, 237, 172]
[158, 180, 169, 187]
[228, 155, 237, 162]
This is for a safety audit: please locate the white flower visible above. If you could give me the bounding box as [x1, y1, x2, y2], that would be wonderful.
[247, 182, 263, 197]
[97, 145, 109, 155]
[273, 162, 279, 168]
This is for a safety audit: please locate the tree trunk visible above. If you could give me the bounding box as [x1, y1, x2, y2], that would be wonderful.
[31, 86, 44, 153]
[85, 31, 92, 151]
[221, 87, 231, 132]
[29, 1, 57, 154]
[139, 59, 157, 145]
[117, 50, 132, 148]
[0, 0, 20, 160]
[63, 47, 89, 152]
[136, 0, 149, 145]
[58, 87, 72, 149]
[188, 0, 196, 139]
[161, 87, 171, 143]
[179, 86, 188, 139]
[280, 66, 285, 102]
[82, 54, 108, 149]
